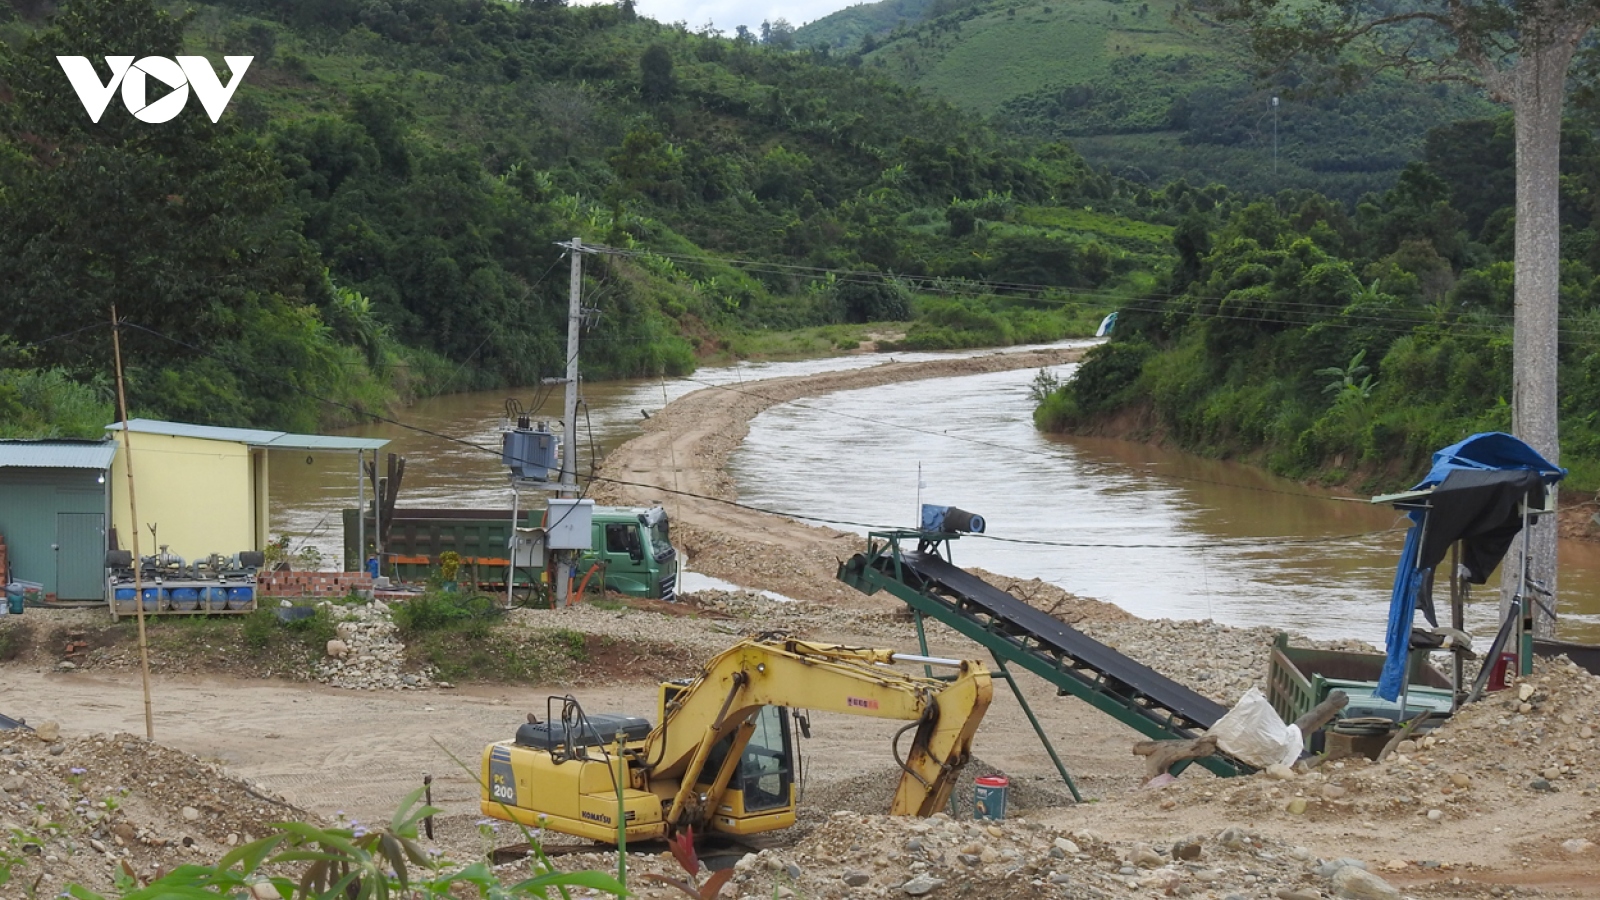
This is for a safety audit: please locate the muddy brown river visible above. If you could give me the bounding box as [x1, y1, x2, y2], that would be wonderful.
[269, 343, 1600, 645]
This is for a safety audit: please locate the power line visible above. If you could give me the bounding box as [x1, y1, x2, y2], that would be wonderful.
[115, 321, 1385, 552]
[593, 242, 1600, 347]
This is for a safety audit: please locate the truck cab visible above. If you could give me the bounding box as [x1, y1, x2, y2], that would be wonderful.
[583, 506, 678, 602]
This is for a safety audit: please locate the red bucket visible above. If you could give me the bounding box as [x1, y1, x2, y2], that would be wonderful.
[974, 775, 1008, 820]
[1486, 652, 1518, 692]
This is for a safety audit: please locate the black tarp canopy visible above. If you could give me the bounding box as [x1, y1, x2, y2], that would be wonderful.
[1376, 433, 1564, 701]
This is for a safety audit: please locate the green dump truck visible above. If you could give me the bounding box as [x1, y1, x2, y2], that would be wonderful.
[342, 505, 678, 601]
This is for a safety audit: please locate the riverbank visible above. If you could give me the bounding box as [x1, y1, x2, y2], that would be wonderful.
[589, 344, 1099, 611]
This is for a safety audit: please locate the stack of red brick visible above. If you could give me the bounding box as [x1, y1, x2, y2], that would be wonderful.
[256, 571, 374, 599]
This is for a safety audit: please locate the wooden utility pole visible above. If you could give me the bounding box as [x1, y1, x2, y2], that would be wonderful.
[110, 306, 155, 741]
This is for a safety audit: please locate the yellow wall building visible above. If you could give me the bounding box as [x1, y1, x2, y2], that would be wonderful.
[105, 420, 385, 564]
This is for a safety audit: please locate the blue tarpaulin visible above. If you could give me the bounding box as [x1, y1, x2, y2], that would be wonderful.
[1377, 433, 1565, 701]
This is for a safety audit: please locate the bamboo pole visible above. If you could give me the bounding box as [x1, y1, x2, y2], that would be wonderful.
[110, 305, 155, 741]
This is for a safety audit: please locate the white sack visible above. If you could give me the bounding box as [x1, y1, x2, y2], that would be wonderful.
[1205, 686, 1303, 769]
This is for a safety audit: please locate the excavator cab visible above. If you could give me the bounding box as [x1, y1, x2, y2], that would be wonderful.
[662, 683, 798, 833]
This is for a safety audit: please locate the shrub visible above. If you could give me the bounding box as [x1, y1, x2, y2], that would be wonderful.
[392, 591, 500, 635]
[1068, 339, 1154, 416]
[830, 278, 912, 323]
[242, 608, 278, 650]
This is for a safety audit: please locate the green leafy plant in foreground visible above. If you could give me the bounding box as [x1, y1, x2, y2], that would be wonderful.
[58, 787, 626, 899]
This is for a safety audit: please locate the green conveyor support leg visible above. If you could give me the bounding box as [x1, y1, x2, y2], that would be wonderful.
[913, 609, 935, 679]
[993, 657, 1082, 803]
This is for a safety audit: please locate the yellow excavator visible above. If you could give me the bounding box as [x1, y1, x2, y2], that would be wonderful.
[479, 635, 993, 843]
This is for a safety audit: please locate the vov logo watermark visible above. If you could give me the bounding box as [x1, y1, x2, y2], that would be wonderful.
[57, 56, 252, 123]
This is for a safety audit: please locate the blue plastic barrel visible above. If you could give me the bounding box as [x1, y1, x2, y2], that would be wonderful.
[113, 586, 137, 613]
[169, 587, 200, 611]
[139, 587, 162, 611]
[206, 586, 230, 610]
[226, 586, 254, 610]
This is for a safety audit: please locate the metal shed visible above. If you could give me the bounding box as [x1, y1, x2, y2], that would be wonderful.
[0, 440, 117, 601]
[103, 419, 389, 566]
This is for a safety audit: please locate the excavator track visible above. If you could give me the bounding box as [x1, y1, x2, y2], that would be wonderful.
[492, 833, 785, 869]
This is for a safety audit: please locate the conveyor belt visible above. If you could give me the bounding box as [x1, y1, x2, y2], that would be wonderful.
[901, 550, 1229, 730]
[838, 533, 1252, 777]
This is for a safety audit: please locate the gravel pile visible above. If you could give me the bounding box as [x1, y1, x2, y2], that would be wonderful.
[1157, 654, 1600, 809]
[1130, 655, 1600, 886]
[0, 726, 303, 893]
[502, 590, 924, 666]
[315, 599, 434, 691]
[800, 756, 1077, 834]
[1077, 618, 1375, 706]
[545, 814, 1410, 900]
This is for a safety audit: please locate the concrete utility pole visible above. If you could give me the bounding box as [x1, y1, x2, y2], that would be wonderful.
[555, 237, 583, 606]
[1271, 96, 1279, 176]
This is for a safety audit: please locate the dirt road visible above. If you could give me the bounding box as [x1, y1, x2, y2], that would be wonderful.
[0, 646, 1147, 837]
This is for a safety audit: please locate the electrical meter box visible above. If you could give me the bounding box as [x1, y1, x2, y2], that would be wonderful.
[546, 499, 594, 550]
[510, 528, 546, 568]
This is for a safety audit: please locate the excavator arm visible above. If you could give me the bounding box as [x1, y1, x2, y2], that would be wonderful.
[639, 637, 993, 829]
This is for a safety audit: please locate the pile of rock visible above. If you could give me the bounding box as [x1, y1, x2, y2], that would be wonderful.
[315, 600, 433, 691]
[544, 815, 1410, 900]
[0, 726, 300, 893]
[1135, 654, 1600, 883]
[1079, 618, 1374, 706]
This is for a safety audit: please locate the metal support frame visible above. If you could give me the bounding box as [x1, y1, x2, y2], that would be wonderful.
[840, 530, 1252, 779]
[913, 599, 1082, 801]
[991, 657, 1083, 802]
[356, 449, 365, 577]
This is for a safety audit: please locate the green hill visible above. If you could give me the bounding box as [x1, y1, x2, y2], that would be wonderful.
[794, 0, 943, 50]
[1, 0, 1162, 436]
[801, 0, 1495, 202]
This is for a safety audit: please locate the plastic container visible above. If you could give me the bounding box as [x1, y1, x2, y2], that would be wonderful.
[226, 585, 254, 610]
[140, 586, 162, 611]
[169, 587, 201, 611]
[113, 586, 138, 613]
[205, 586, 230, 610]
[974, 775, 1008, 820]
[6, 581, 42, 614]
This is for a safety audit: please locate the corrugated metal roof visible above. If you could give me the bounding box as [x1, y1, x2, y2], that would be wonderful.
[259, 434, 390, 451]
[0, 440, 118, 470]
[106, 419, 389, 452]
[108, 419, 284, 444]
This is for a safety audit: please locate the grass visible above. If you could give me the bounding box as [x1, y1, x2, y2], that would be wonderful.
[140, 606, 338, 675]
[710, 322, 888, 362]
[388, 590, 589, 682]
[406, 625, 589, 683]
[912, 16, 1112, 109]
[1016, 206, 1173, 248]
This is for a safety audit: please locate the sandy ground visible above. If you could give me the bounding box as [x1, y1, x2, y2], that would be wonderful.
[8, 343, 1600, 896]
